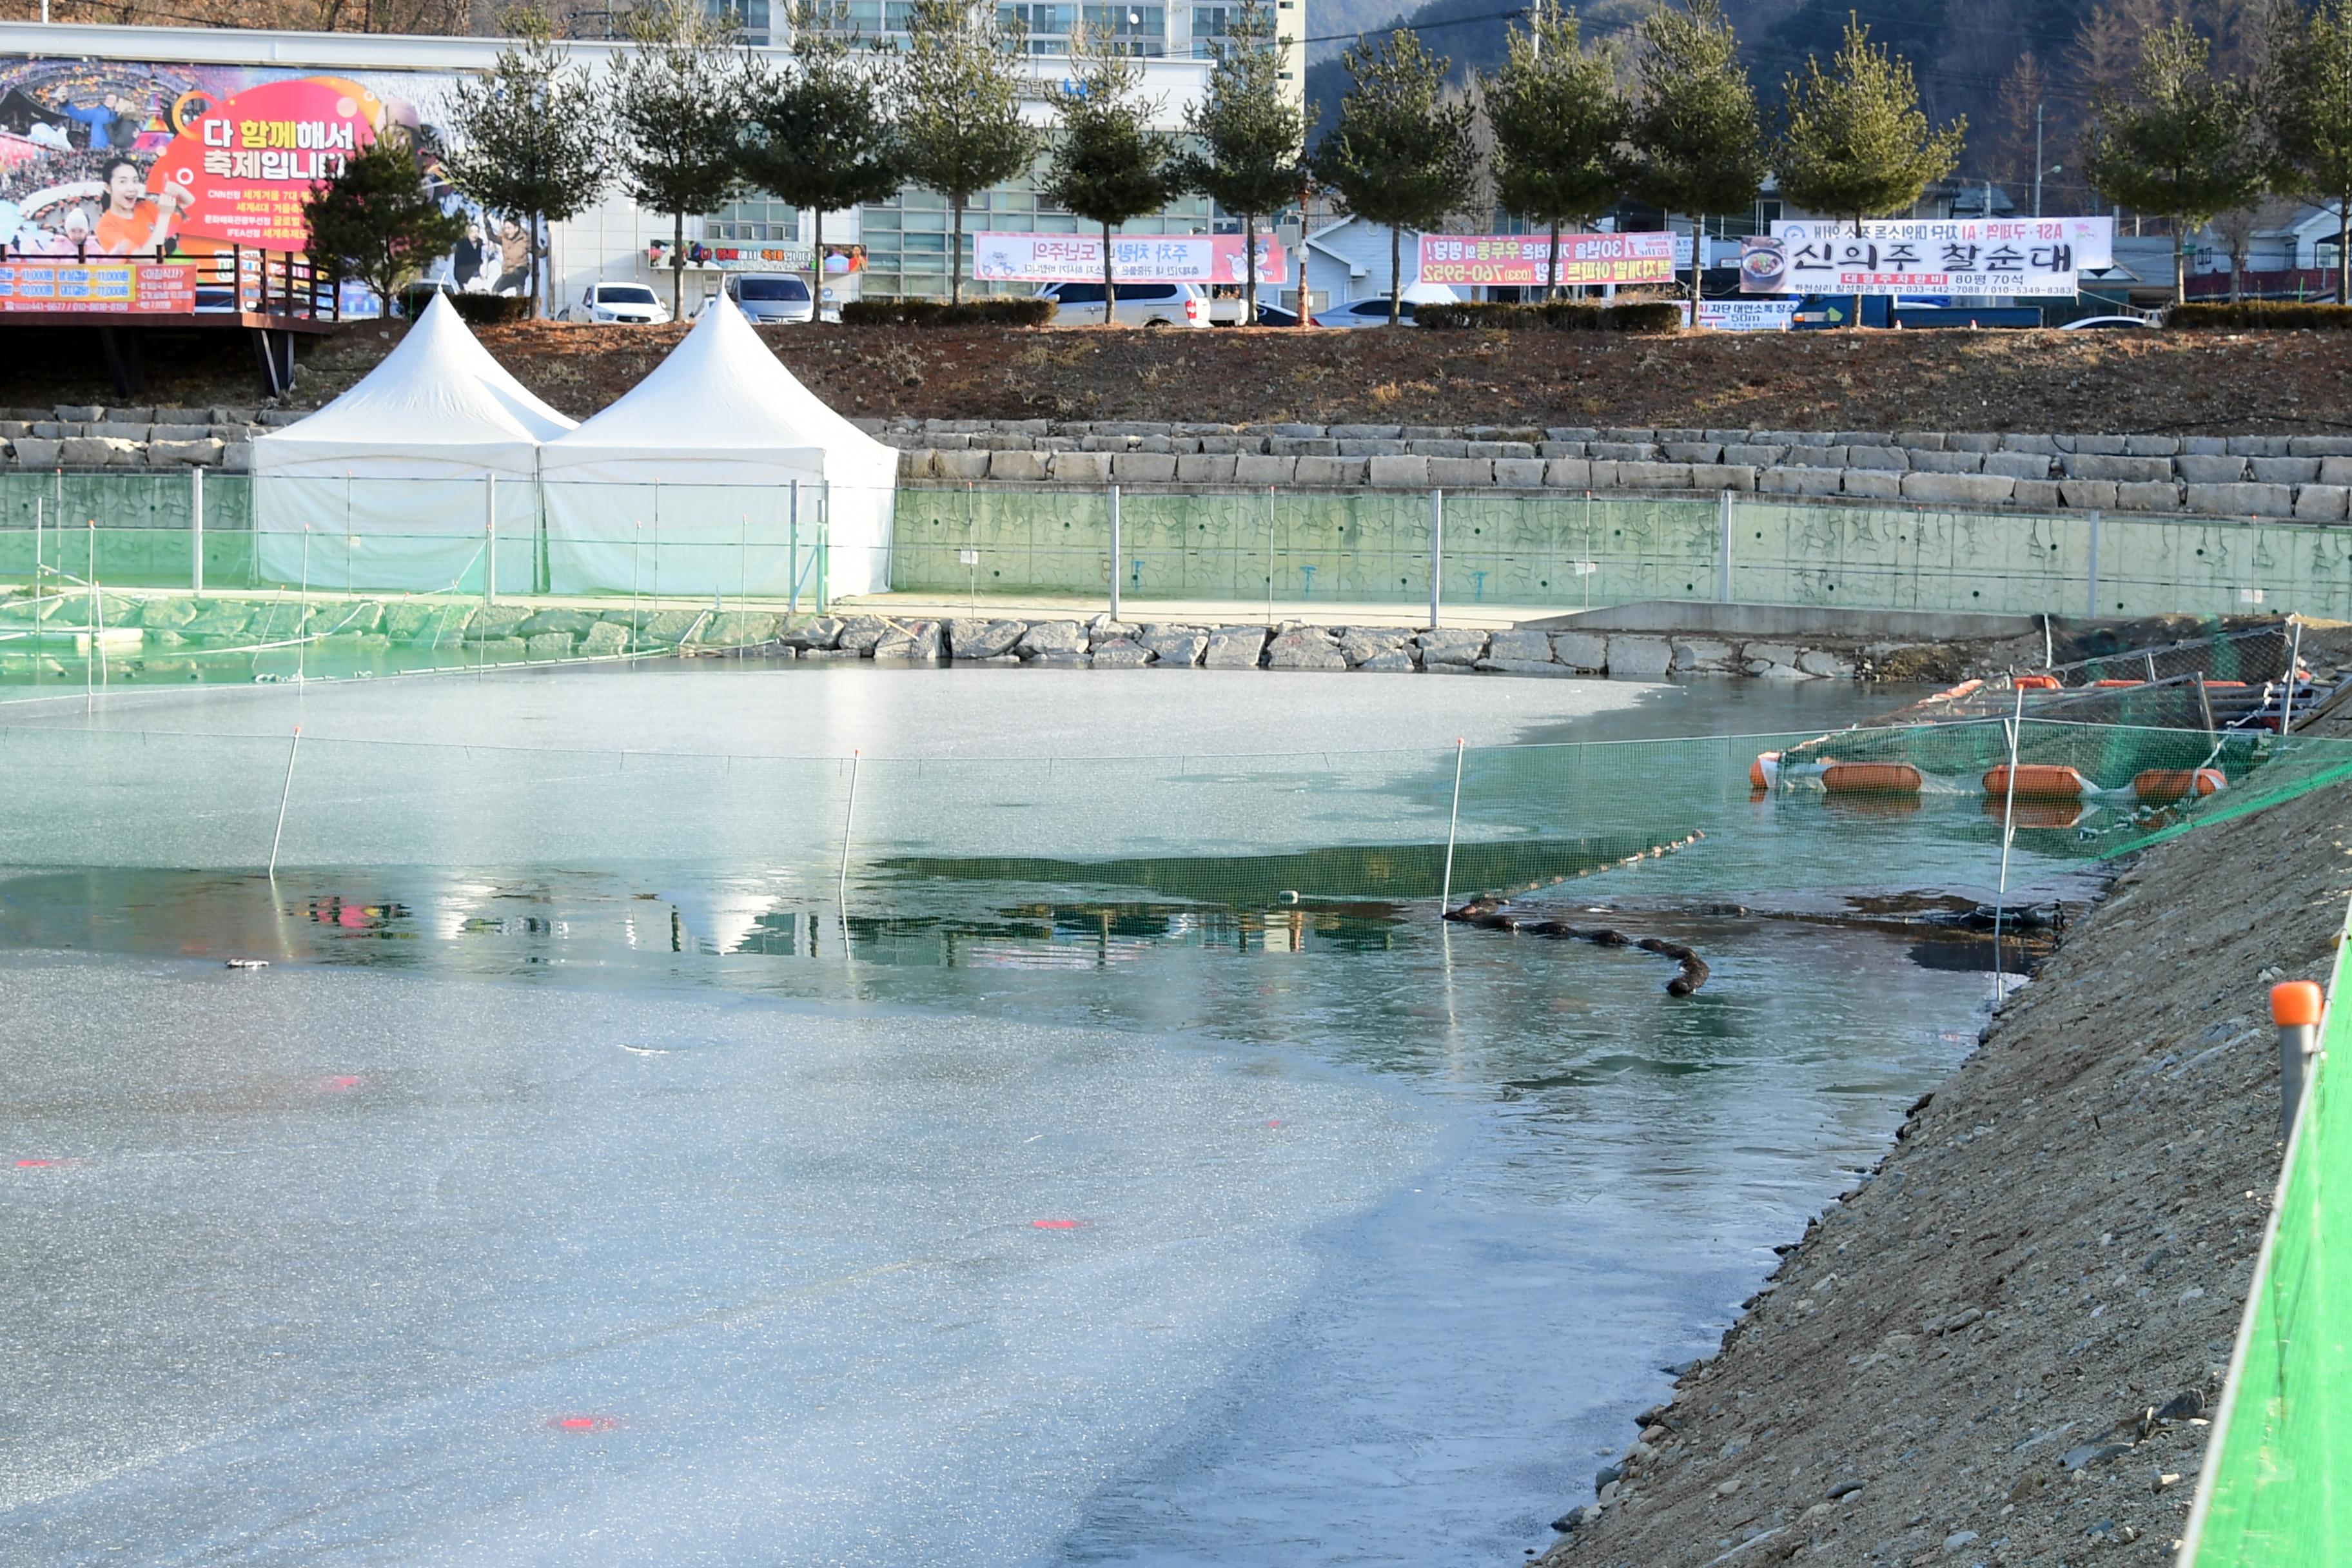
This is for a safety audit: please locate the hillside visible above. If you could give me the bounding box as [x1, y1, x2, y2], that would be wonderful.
[21, 318, 2352, 436]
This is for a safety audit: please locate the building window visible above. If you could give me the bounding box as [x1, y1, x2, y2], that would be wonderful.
[706, 195, 801, 244]
[857, 154, 1211, 298]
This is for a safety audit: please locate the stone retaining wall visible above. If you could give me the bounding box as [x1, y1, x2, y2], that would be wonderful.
[781, 611, 1904, 680]
[0, 406, 285, 472]
[879, 418, 2352, 523]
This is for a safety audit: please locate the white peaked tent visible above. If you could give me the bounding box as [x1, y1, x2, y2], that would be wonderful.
[538, 293, 897, 599]
[253, 293, 575, 591]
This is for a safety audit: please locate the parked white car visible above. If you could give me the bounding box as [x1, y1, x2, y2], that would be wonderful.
[725, 272, 816, 325]
[1315, 283, 1461, 329]
[569, 282, 671, 325]
[1032, 280, 1209, 327]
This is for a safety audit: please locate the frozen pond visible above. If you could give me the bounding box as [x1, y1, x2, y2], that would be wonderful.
[0, 665, 2008, 1565]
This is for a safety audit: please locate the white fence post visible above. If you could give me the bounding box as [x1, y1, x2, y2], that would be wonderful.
[190, 466, 204, 595]
[1428, 488, 1445, 630]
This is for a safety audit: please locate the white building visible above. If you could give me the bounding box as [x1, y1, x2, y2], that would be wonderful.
[0, 17, 1229, 312]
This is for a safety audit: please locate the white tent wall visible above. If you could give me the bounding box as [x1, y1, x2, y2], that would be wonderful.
[253, 295, 574, 592]
[538, 296, 899, 600]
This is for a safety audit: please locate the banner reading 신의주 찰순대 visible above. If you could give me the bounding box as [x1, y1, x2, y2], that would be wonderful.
[974, 233, 1288, 285]
[1740, 218, 2115, 297]
[1418, 231, 1675, 288]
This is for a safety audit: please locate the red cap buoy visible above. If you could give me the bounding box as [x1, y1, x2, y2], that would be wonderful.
[2274, 981, 2325, 1028]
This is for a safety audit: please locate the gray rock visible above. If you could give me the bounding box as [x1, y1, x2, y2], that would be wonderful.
[1743, 642, 1799, 667]
[1139, 625, 1209, 665]
[1551, 631, 1608, 671]
[1339, 628, 1411, 665]
[1607, 635, 1672, 679]
[1900, 472, 2016, 506]
[1493, 457, 1547, 487]
[464, 604, 533, 642]
[1048, 451, 1112, 484]
[784, 614, 845, 649]
[1477, 657, 1578, 676]
[987, 450, 1048, 482]
[1618, 461, 1695, 489]
[1720, 444, 1787, 467]
[835, 614, 896, 652]
[1844, 445, 1910, 471]
[2176, 454, 2248, 484]
[1781, 446, 1848, 468]
[943, 615, 1023, 656]
[1983, 451, 2055, 481]
[1690, 464, 1758, 493]
[1266, 629, 1347, 669]
[1202, 625, 1268, 668]
[2059, 478, 2117, 510]
[1111, 452, 1178, 483]
[2183, 482, 2295, 518]
[873, 620, 943, 660]
[1415, 628, 1488, 665]
[60, 436, 137, 467]
[1945, 432, 2002, 453]
[1747, 661, 1813, 681]
[1295, 456, 1367, 486]
[1485, 629, 1555, 663]
[11, 437, 61, 467]
[2122, 434, 2180, 456]
[1672, 637, 1736, 671]
[2115, 480, 2181, 512]
[1759, 466, 1843, 496]
[1797, 648, 1856, 678]
[1017, 620, 1088, 656]
[1661, 441, 1721, 463]
[1175, 454, 1238, 484]
[1544, 458, 1594, 488]
[1367, 454, 1429, 487]
[518, 609, 599, 637]
[1089, 639, 1153, 667]
[2295, 484, 2351, 520]
[1841, 469, 1901, 499]
[2014, 480, 2064, 509]
[1999, 433, 2059, 455]
[932, 449, 990, 480]
[2249, 456, 2321, 485]
[1905, 449, 1984, 474]
[1235, 454, 1297, 485]
[580, 621, 631, 656]
[525, 632, 574, 661]
[1353, 648, 1416, 672]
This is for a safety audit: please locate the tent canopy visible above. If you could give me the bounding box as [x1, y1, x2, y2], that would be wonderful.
[538, 295, 899, 597]
[254, 292, 576, 481]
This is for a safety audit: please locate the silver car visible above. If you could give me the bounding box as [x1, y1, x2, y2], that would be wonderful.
[726, 273, 817, 324]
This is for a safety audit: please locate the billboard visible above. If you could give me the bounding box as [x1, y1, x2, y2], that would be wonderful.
[0, 259, 195, 311]
[1676, 298, 1798, 331]
[974, 231, 1288, 285]
[0, 54, 540, 306]
[1418, 232, 1675, 288]
[1741, 219, 2114, 297]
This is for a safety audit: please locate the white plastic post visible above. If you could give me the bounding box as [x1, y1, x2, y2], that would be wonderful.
[191, 466, 204, 594]
[1718, 489, 1734, 603]
[1108, 483, 1122, 622]
[2085, 509, 2102, 619]
[788, 477, 800, 616]
[1440, 737, 1465, 916]
[269, 727, 302, 877]
[33, 497, 41, 592]
[484, 475, 498, 605]
[838, 748, 860, 910]
[1429, 488, 1445, 630]
[2282, 620, 2304, 734]
[1992, 687, 2024, 997]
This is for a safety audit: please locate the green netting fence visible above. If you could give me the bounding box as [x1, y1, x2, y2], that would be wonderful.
[2182, 897, 2352, 1565]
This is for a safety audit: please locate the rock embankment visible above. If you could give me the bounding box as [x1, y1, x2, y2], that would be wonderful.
[0, 404, 289, 471]
[887, 418, 2352, 521]
[779, 612, 1926, 680]
[1540, 716, 2351, 1566]
[0, 593, 740, 662]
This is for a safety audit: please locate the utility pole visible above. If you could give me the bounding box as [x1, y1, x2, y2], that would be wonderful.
[2034, 104, 2044, 218]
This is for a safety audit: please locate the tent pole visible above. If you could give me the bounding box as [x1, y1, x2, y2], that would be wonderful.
[789, 479, 800, 618]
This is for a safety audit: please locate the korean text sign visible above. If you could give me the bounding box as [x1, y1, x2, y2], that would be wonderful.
[1741, 219, 2110, 297]
[1418, 231, 1675, 288]
[974, 233, 1288, 284]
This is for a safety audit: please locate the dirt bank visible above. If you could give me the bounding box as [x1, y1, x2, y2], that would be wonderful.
[1540, 718, 2351, 1567]
[21, 320, 2352, 435]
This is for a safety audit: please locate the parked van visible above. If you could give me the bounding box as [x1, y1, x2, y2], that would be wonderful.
[725, 273, 816, 325]
[1032, 280, 1208, 327]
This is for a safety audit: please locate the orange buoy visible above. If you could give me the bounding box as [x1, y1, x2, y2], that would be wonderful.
[2132, 767, 2226, 805]
[1821, 762, 1925, 796]
[2092, 678, 2143, 688]
[2014, 674, 2061, 691]
[2204, 680, 2246, 688]
[1983, 796, 2090, 830]
[1749, 751, 1781, 790]
[1983, 763, 2092, 801]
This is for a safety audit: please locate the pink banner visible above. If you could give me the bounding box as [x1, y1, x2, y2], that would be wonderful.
[975, 232, 1287, 285]
[1418, 232, 1676, 288]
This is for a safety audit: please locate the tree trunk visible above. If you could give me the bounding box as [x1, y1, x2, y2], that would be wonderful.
[1691, 212, 1705, 322]
[1297, 237, 1309, 327]
[671, 209, 684, 320]
[529, 210, 542, 319]
[2339, 199, 2348, 306]
[2230, 246, 2242, 304]
[951, 198, 965, 306]
[1389, 223, 1401, 324]
[2173, 223, 2185, 305]
[1244, 211, 1258, 326]
[1547, 217, 1560, 302]
[812, 205, 824, 318]
[1103, 220, 1117, 320]
[1851, 213, 1864, 329]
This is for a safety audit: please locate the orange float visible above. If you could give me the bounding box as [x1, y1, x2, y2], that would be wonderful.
[2132, 767, 2226, 805]
[1748, 751, 1781, 790]
[2092, 678, 2143, 688]
[2013, 674, 2061, 690]
[1982, 763, 2092, 801]
[1821, 762, 1925, 795]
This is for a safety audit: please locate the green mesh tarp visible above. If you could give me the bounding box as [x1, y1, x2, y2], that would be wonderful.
[2183, 899, 2352, 1565]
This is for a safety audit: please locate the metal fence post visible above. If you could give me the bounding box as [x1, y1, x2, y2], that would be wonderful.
[2283, 619, 2305, 733]
[2085, 509, 2101, 620]
[1108, 482, 1122, 622]
[1718, 489, 1734, 603]
[2274, 980, 2323, 1139]
[190, 466, 204, 595]
[788, 477, 800, 617]
[1429, 487, 1445, 630]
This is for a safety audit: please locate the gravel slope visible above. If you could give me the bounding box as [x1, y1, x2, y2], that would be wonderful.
[1540, 718, 2351, 1567]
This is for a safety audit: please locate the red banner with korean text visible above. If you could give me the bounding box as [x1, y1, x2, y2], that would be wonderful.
[1418, 232, 1676, 288]
[144, 76, 383, 250]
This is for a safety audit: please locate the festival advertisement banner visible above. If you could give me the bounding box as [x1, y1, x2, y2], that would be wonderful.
[1418, 232, 1675, 288]
[974, 232, 1289, 285]
[1741, 219, 2111, 297]
[0, 54, 540, 305]
[0, 259, 195, 311]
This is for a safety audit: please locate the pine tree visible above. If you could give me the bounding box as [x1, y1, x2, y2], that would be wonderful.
[1178, 0, 1305, 325]
[1043, 24, 1180, 319]
[442, 6, 609, 318]
[1774, 17, 1965, 326]
[1484, 1, 1627, 300]
[740, 1, 901, 313]
[892, 0, 1041, 304]
[2264, 0, 2352, 305]
[612, 0, 751, 320]
[1313, 28, 1481, 323]
[1630, 0, 1763, 314]
[302, 132, 468, 318]
[2084, 21, 2265, 302]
